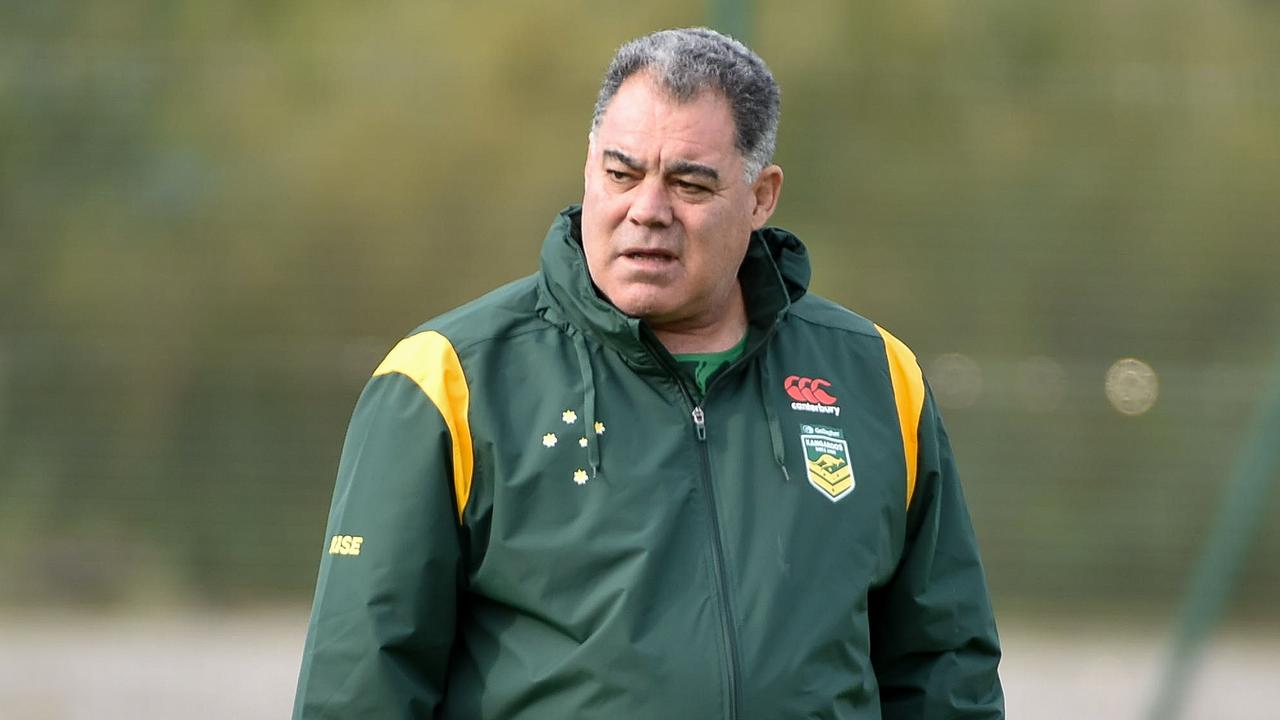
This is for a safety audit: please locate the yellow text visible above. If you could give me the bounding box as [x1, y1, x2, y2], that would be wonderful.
[328, 534, 364, 556]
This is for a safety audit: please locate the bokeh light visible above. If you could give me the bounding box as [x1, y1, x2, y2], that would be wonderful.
[1105, 357, 1160, 416]
[930, 352, 983, 409]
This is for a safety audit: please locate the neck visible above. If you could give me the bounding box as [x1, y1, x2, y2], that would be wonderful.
[650, 284, 748, 355]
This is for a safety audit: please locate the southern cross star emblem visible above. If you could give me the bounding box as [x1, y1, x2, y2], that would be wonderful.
[541, 410, 604, 485]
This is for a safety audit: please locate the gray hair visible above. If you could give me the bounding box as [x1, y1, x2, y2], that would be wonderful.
[589, 28, 780, 182]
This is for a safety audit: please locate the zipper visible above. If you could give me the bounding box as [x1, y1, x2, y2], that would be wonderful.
[691, 406, 707, 441]
[645, 330, 771, 720]
[668, 379, 741, 720]
[691, 408, 743, 720]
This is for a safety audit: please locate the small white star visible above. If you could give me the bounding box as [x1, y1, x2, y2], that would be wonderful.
[594, 421, 606, 435]
[562, 410, 578, 424]
[579, 437, 589, 448]
[573, 469, 589, 485]
[541, 433, 557, 448]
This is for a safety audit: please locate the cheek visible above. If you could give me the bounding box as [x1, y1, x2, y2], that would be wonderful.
[580, 197, 607, 254]
[580, 230, 607, 278]
[690, 213, 752, 273]
[579, 218, 618, 290]
[583, 183, 625, 231]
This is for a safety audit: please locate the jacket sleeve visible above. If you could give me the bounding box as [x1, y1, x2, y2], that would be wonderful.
[292, 360, 467, 719]
[869, 385, 1005, 719]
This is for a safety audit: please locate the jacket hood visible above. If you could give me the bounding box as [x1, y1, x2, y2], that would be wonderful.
[535, 204, 811, 367]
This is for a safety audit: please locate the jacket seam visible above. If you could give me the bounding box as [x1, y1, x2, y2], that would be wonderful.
[787, 310, 884, 339]
[427, 321, 558, 357]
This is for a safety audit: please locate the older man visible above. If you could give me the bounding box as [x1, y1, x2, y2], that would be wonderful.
[294, 28, 1003, 719]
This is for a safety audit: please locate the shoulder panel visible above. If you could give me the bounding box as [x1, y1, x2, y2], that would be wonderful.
[373, 331, 474, 519]
[874, 324, 925, 508]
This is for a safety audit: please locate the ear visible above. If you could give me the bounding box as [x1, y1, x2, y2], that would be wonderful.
[749, 165, 784, 229]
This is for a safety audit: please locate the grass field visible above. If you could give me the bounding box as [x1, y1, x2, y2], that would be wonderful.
[1, 611, 1275, 719]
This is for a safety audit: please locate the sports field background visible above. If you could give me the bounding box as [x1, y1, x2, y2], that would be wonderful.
[3, 613, 1278, 719]
[2, 2, 1278, 717]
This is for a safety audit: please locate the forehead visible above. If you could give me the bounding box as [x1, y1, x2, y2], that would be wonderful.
[595, 74, 739, 166]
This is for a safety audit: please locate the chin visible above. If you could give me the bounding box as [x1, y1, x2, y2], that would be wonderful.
[611, 292, 674, 321]
[615, 300, 665, 320]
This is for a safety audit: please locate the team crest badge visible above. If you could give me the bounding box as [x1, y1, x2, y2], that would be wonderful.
[800, 424, 855, 502]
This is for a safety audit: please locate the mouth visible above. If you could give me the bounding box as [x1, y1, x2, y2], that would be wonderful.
[620, 248, 678, 264]
[618, 249, 679, 274]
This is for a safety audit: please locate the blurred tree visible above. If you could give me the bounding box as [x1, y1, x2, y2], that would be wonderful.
[1, 0, 1277, 615]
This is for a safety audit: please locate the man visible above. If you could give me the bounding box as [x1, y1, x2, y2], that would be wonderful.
[294, 28, 1003, 719]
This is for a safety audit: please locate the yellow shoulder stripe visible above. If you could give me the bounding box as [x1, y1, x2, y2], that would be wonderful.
[373, 331, 474, 521]
[874, 325, 925, 508]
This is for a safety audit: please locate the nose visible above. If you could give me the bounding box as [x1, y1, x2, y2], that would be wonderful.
[626, 177, 673, 227]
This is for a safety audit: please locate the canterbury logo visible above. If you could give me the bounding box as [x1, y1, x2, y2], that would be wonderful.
[784, 376, 837, 405]
[785, 375, 842, 416]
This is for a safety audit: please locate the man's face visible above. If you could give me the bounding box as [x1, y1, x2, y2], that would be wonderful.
[581, 74, 779, 332]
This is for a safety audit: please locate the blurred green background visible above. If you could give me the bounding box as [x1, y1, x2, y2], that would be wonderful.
[2, 0, 1278, 716]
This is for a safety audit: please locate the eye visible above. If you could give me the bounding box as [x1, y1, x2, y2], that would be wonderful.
[674, 180, 711, 197]
[605, 169, 633, 182]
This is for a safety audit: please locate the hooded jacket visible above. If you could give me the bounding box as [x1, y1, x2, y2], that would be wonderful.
[294, 206, 1004, 719]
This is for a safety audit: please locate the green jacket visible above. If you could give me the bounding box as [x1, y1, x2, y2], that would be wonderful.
[294, 206, 1003, 719]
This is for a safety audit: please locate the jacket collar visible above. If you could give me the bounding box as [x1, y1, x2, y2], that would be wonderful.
[536, 205, 811, 370]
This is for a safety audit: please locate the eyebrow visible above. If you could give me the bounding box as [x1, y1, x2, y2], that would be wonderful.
[667, 159, 720, 183]
[603, 149, 721, 183]
[603, 149, 643, 172]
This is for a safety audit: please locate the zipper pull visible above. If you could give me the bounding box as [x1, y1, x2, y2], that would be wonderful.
[691, 406, 707, 442]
